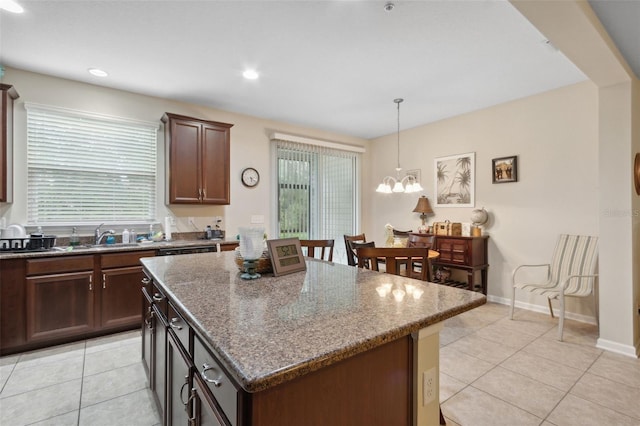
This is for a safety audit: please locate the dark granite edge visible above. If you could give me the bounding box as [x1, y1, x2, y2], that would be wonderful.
[238, 295, 486, 392]
[164, 277, 486, 393]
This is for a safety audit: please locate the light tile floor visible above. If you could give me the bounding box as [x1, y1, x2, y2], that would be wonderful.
[1, 302, 638, 426]
[440, 303, 640, 426]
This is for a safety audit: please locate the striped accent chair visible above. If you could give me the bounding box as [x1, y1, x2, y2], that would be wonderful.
[510, 234, 599, 341]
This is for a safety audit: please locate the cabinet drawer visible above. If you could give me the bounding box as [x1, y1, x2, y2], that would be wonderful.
[26, 255, 94, 276]
[101, 250, 156, 269]
[194, 335, 238, 426]
[168, 302, 190, 353]
[150, 281, 168, 319]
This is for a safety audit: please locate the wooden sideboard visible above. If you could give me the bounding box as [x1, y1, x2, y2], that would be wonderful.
[410, 233, 489, 294]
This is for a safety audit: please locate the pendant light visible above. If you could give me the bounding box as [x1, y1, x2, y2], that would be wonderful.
[376, 98, 424, 194]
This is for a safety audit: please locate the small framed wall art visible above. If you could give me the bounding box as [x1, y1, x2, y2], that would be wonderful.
[266, 238, 307, 276]
[492, 155, 518, 184]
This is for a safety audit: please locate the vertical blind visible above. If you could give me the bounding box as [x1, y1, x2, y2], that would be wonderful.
[275, 139, 360, 264]
[26, 104, 158, 225]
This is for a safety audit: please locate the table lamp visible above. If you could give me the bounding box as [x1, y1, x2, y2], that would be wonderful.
[413, 196, 433, 232]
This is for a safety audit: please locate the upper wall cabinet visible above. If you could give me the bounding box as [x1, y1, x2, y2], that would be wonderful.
[162, 113, 233, 205]
[1, 84, 19, 203]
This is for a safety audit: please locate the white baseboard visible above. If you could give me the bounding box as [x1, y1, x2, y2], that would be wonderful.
[487, 295, 597, 325]
[596, 338, 640, 358]
[488, 295, 639, 359]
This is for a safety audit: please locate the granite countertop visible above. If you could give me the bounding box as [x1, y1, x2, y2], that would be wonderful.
[141, 252, 486, 393]
[0, 238, 239, 260]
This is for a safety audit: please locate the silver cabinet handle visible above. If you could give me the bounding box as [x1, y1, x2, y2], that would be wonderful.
[153, 293, 164, 302]
[102, 273, 106, 289]
[201, 363, 222, 387]
[170, 317, 183, 330]
[89, 275, 92, 291]
[145, 309, 154, 329]
[141, 277, 150, 285]
[180, 375, 189, 407]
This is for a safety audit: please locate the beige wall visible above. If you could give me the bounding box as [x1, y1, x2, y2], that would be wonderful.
[0, 67, 370, 239]
[367, 81, 600, 320]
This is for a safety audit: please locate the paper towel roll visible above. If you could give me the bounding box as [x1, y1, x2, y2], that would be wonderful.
[164, 217, 172, 241]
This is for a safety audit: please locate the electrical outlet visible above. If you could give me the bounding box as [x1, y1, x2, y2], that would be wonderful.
[423, 368, 435, 405]
[251, 215, 264, 224]
[169, 216, 176, 226]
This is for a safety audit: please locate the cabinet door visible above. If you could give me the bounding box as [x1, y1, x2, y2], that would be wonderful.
[191, 374, 225, 426]
[169, 118, 202, 203]
[0, 258, 26, 352]
[26, 271, 94, 342]
[201, 124, 230, 205]
[153, 304, 168, 425]
[141, 288, 154, 385]
[101, 266, 144, 329]
[167, 331, 191, 426]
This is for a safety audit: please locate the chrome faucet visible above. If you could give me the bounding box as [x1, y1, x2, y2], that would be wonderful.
[95, 223, 115, 245]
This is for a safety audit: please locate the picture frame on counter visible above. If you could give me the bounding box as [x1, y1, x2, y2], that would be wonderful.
[266, 238, 307, 276]
[492, 155, 518, 184]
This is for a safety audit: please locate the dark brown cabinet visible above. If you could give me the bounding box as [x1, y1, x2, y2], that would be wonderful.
[0, 84, 18, 203]
[0, 250, 156, 355]
[167, 330, 192, 426]
[429, 235, 489, 294]
[25, 256, 95, 342]
[100, 250, 156, 329]
[162, 113, 233, 205]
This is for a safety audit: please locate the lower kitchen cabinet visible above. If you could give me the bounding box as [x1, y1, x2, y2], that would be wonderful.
[26, 270, 94, 342]
[25, 255, 95, 342]
[100, 251, 155, 329]
[0, 250, 155, 356]
[167, 330, 192, 426]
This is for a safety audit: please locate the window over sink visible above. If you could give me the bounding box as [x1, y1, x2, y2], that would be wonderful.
[25, 104, 158, 225]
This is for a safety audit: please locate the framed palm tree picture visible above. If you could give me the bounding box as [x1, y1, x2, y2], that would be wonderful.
[434, 152, 475, 207]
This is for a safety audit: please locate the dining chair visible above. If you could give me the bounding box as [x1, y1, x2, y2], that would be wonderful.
[406, 234, 436, 281]
[350, 241, 375, 268]
[355, 246, 430, 281]
[407, 233, 434, 249]
[344, 233, 367, 266]
[510, 234, 599, 341]
[392, 229, 412, 237]
[299, 239, 334, 261]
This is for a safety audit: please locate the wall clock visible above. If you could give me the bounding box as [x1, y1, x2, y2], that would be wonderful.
[241, 167, 260, 188]
[635, 153, 640, 196]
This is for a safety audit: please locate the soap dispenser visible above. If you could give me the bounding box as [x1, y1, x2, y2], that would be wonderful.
[70, 227, 80, 246]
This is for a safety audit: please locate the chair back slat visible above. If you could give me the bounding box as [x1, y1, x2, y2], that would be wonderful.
[550, 234, 599, 293]
[407, 234, 434, 249]
[344, 233, 367, 266]
[300, 239, 335, 261]
[356, 247, 430, 281]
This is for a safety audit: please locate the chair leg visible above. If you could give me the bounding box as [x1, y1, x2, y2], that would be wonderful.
[547, 298, 555, 318]
[558, 294, 565, 341]
[509, 286, 516, 319]
[440, 405, 446, 425]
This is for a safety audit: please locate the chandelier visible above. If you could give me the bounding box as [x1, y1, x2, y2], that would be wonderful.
[376, 98, 424, 194]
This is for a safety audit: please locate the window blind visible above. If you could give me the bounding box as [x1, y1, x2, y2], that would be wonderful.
[26, 104, 158, 225]
[274, 139, 360, 264]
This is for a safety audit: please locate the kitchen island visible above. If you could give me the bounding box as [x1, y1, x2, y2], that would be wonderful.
[141, 251, 485, 426]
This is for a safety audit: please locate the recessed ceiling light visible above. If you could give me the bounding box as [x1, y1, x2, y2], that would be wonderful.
[0, 0, 24, 13]
[242, 69, 259, 80]
[88, 68, 108, 77]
